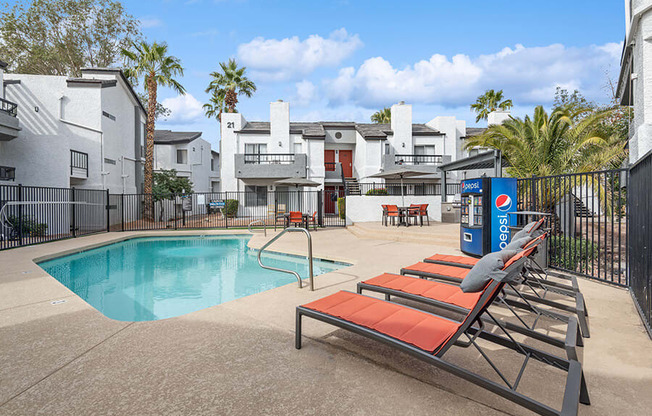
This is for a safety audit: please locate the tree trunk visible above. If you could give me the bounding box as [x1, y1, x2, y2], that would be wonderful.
[144, 73, 157, 220]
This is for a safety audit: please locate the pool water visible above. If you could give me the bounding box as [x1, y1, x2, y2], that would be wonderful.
[38, 235, 348, 321]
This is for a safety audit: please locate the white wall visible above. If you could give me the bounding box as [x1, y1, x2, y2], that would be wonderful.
[220, 112, 246, 191]
[270, 100, 290, 153]
[346, 195, 442, 225]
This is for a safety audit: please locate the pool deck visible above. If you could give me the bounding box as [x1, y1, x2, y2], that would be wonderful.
[0, 226, 650, 415]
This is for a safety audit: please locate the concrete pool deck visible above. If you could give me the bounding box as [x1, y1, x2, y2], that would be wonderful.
[0, 227, 650, 415]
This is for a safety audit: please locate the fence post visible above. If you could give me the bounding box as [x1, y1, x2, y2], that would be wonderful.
[224, 192, 228, 229]
[121, 193, 125, 232]
[105, 189, 110, 232]
[71, 187, 76, 238]
[17, 184, 22, 246]
[317, 190, 324, 227]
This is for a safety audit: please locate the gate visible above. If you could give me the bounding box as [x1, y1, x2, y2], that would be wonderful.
[517, 169, 628, 286]
[629, 151, 651, 335]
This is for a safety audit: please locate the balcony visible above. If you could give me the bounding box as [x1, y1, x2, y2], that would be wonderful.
[235, 153, 307, 179]
[70, 150, 89, 179]
[382, 153, 451, 175]
[0, 97, 20, 141]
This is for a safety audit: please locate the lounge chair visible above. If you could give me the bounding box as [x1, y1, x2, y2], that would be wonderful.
[401, 239, 590, 338]
[296, 252, 590, 416]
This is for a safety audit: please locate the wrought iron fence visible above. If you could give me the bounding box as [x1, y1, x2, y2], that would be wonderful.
[0, 184, 108, 250]
[70, 150, 89, 177]
[517, 169, 628, 286]
[350, 182, 460, 196]
[628, 151, 651, 336]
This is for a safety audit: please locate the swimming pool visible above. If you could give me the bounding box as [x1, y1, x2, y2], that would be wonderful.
[38, 235, 349, 322]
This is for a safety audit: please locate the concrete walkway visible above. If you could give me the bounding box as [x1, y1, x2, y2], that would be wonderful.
[0, 228, 650, 415]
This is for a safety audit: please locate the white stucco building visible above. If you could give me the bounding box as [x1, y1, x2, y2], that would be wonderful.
[0, 67, 146, 193]
[153, 130, 217, 193]
[219, 100, 479, 198]
[617, 0, 652, 163]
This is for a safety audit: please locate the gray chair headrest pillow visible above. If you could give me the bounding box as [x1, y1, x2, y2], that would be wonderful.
[504, 236, 533, 251]
[460, 249, 520, 293]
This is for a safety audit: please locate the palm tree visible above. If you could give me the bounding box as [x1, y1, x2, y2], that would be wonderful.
[370, 107, 391, 123]
[205, 58, 256, 114]
[121, 41, 185, 219]
[465, 105, 627, 213]
[470, 89, 513, 123]
[203, 90, 226, 122]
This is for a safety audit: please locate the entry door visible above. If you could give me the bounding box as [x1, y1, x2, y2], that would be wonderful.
[339, 150, 353, 177]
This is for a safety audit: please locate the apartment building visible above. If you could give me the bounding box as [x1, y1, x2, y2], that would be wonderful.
[0, 67, 146, 193]
[617, 0, 652, 163]
[220, 101, 476, 202]
[153, 130, 216, 193]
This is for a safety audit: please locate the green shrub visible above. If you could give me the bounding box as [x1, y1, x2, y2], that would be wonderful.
[225, 199, 239, 218]
[365, 188, 388, 196]
[6, 215, 48, 236]
[549, 236, 597, 271]
[337, 197, 346, 220]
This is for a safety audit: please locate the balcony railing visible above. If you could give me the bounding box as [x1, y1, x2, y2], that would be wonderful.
[70, 150, 89, 178]
[395, 154, 443, 165]
[0, 166, 16, 181]
[0, 98, 18, 117]
[324, 162, 336, 172]
[347, 182, 460, 196]
[244, 153, 295, 165]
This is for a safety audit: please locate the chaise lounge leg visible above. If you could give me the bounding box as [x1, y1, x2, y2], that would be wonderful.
[580, 369, 591, 405]
[295, 310, 303, 349]
[385, 294, 391, 301]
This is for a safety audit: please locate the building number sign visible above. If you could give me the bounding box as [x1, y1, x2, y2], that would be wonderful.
[227, 122, 234, 128]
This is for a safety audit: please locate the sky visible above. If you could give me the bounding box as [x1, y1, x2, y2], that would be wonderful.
[120, 0, 627, 149]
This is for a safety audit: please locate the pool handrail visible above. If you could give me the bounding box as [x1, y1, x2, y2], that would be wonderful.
[257, 227, 314, 290]
[248, 219, 267, 236]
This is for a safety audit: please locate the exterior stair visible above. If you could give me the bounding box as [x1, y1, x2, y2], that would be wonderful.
[573, 194, 594, 218]
[345, 178, 361, 195]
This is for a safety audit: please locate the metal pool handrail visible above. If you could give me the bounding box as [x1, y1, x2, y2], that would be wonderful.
[257, 227, 314, 290]
[248, 219, 267, 236]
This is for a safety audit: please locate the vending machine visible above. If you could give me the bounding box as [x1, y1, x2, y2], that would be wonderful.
[460, 177, 517, 257]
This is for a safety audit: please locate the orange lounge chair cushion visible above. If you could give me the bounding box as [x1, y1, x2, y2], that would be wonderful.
[403, 262, 471, 280]
[362, 273, 482, 310]
[425, 254, 478, 267]
[302, 291, 460, 353]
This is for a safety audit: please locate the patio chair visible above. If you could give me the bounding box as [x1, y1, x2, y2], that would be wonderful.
[419, 203, 429, 226]
[296, 252, 590, 416]
[381, 205, 389, 226]
[407, 204, 420, 226]
[386, 205, 400, 226]
[288, 211, 304, 228]
[401, 236, 590, 338]
[309, 211, 318, 230]
[356, 247, 583, 361]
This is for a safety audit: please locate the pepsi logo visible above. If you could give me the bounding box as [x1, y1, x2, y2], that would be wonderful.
[495, 194, 512, 211]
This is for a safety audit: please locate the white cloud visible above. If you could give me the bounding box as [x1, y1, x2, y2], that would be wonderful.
[293, 80, 318, 107]
[325, 42, 622, 108]
[161, 94, 204, 124]
[237, 28, 363, 81]
[139, 17, 163, 28]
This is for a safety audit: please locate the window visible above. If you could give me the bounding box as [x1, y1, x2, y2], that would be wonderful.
[335, 132, 342, 139]
[384, 143, 390, 154]
[211, 158, 215, 171]
[294, 143, 302, 154]
[176, 149, 188, 164]
[245, 143, 267, 154]
[245, 185, 268, 206]
[414, 145, 436, 155]
[102, 111, 116, 121]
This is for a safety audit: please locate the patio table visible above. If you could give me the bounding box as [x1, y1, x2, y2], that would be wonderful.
[396, 206, 418, 227]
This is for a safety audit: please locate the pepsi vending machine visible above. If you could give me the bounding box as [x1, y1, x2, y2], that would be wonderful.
[460, 177, 517, 257]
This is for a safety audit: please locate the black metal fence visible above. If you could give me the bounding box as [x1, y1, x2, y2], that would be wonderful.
[628, 151, 651, 335]
[517, 169, 628, 286]
[350, 182, 460, 196]
[0, 184, 108, 250]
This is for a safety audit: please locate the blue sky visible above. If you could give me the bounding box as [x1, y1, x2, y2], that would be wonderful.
[122, 0, 626, 148]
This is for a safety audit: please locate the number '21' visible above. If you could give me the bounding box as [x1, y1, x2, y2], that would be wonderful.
[227, 122, 234, 128]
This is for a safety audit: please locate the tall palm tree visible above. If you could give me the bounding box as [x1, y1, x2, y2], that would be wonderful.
[370, 107, 391, 123]
[121, 41, 185, 219]
[470, 89, 513, 123]
[205, 58, 256, 114]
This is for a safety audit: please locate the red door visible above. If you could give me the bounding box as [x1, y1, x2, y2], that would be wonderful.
[325, 186, 336, 214]
[324, 150, 335, 171]
[339, 150, 353, 177]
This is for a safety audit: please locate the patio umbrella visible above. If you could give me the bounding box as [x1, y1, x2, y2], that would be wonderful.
[369, 166, 437, 206]
[274, 178, 321, 187]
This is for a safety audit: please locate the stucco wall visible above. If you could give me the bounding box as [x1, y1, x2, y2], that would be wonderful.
[345, 195, 442, 225]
